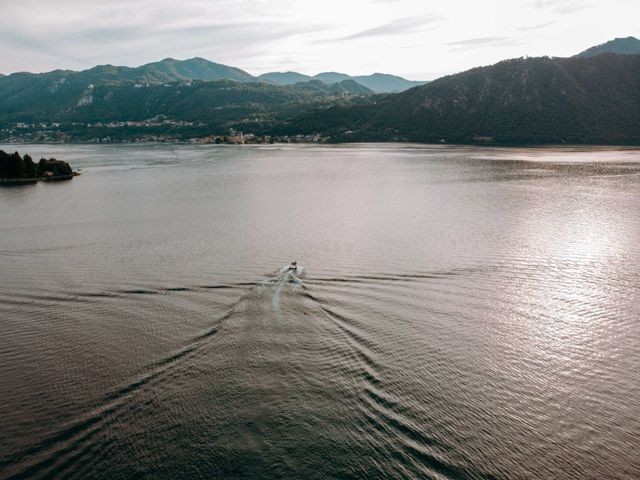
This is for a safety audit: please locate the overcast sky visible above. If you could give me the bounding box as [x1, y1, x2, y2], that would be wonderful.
[0, 0, 638, 79]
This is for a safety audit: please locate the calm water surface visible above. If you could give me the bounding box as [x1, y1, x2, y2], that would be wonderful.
[0, 144, 639, 479]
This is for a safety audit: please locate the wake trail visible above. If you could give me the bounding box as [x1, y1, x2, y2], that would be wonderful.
[3, 266, 310, 479]
[260, 265, 305, 318]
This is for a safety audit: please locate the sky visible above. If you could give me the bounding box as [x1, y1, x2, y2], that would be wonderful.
[0, 0, 638, 80]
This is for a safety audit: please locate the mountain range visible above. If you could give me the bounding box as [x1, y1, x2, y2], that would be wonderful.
[1, 37, 639, 144]
[0, 58, 423, 94]
[0, 75, 373, 140]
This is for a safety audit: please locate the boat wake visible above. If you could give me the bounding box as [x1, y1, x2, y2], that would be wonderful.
[261, 263, 305, 315]
[0, 265, 485, 480]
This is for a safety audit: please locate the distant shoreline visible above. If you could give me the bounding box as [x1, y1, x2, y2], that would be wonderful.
[2, 141, 640, 149]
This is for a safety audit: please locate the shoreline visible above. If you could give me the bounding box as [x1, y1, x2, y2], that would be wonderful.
[2, 141, 640, 150]
[0, 173, 76, 186]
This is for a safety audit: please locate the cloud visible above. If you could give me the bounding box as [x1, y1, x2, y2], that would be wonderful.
[338, 14, 442, 41]
[517, 21, 556, 31]
[531, 0, 590, 14]
[1, 0, 638, 78]
[0, 10, 326, 73]
[448, 37, 525, 50]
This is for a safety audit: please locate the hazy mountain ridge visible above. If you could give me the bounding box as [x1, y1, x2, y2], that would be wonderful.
[576, 36, 640, 58]
[260, 70, 426, 92]
[258, 71, 312, 85]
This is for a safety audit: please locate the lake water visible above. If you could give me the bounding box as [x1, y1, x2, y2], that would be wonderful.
[1, 143, 639, 479]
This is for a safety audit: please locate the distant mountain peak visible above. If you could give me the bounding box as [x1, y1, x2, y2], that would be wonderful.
[181, 57, 213, 64]
[576, 36, 640, 58]
[313, 72, 352, 84]
[135, 57, 255, 83]
[258, 71, 312, 85]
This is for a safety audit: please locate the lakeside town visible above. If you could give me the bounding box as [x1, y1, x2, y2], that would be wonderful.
[0, 118, 327, 144]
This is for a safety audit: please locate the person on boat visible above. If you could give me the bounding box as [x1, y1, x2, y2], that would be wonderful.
[289, 261, 298, 270]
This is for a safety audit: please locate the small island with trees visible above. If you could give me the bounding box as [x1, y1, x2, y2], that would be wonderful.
[0, 150, 78, 185]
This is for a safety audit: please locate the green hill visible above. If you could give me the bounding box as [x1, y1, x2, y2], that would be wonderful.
[0, 74, 374, 138]
[576, 37, 640, 58]
[286, 54, 640, 144]
[135, 57, 255, 82]
[4, 57, 256, 86]
[352, 73, 426, 93]
[0, 58, 258, 123]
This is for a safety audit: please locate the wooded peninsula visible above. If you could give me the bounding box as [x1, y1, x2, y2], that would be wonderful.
[0, 150, 76, 185]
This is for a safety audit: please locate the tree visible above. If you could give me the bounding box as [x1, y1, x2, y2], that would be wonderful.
[0, 151, 24, 178]
[22, 154, 36, 178]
